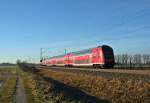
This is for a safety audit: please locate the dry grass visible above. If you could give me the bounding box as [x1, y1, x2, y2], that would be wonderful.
[39, 69, 150, 103]
[23, 73, 47, 103]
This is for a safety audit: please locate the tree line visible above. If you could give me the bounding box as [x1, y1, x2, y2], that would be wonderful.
[115, 54, 150, 68]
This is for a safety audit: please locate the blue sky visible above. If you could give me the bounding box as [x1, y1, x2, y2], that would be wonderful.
[0, 0, 150, 63]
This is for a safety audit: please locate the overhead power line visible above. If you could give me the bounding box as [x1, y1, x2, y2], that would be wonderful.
[83, 8, 150, 44]
[101, 9, 150, 34]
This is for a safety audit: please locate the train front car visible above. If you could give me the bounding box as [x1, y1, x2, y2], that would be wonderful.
[101, 45, 115, 68]
[40, 45, 115, 68]
[72, 45, 115, 68]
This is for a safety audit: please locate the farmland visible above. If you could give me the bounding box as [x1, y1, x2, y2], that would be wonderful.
[0, 64, 150, 103]
[0, 66, 17, 103]
[0, 66, 48, 103]
[37, 68, 150, 103]
[0, 0, 150, 102]
[19, 63, 150, 103]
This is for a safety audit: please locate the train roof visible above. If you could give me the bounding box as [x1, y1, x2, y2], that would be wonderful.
[47, 45, 112, 59]
[71, 48, 93, 55]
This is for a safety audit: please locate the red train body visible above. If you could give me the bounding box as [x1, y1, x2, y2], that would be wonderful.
[41, 45, 115, 68]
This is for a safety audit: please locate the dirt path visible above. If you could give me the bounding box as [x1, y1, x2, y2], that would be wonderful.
[16, 76, 27, 103]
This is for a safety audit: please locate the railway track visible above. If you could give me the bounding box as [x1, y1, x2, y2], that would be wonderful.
[35, 65, 150, 82]
[37, 66, 150, 75]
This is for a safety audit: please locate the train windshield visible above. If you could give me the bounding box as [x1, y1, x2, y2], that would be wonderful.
[102, 45, 115, 63]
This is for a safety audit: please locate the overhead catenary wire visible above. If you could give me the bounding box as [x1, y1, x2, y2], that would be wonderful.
[78, 8, 150, 45]
[99, 8, 150, 34]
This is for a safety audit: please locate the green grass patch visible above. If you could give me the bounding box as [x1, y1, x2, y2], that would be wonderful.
[0, 66, 18, 103]
[0, 66, 18, 74]
[0, 76, 17, 103]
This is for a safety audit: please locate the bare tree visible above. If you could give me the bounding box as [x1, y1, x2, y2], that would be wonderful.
[142, 54, 150, 65]
[115, 53, 150, 68]
[133, 54, 142, 65]
[122, 54, 129, 65]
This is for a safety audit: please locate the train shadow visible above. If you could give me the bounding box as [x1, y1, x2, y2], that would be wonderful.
[43, 76, 110, 103]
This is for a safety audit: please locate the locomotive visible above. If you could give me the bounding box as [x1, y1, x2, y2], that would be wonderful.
[41, 45, 115, 68]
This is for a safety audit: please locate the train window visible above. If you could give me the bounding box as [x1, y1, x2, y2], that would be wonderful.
[75, 59, 89, 64]
[93, 54, 96, 58]
[74, 48, 92, 55]
[98, 53, 101, 57]
[65, 58, 68, 61]
[57, 60, 63, 64]
[69, 57, 73, 61]
[50, 55, 64, 59]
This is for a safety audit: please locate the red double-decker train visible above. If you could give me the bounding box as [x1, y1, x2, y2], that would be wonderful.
[41, 45, 115, 68]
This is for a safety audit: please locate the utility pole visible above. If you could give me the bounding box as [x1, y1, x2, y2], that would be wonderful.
[40, 48, 43, 62]
[64, 48, 69, 66]
[65, 48, 67, 55]
[40, 47, 51, 62]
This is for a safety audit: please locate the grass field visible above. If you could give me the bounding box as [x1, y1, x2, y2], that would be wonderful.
[0, 65, 56, 103]
[18, 63, 150, 103]
[38, 69, 150, 103]
[0, 66, 48, 103]
[22, 72, 48, 103]
[0, 66, 17, 103]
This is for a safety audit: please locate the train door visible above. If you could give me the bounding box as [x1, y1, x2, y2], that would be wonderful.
[92, 48, 100, 64]
[68, 53, 74, 66]
[64, 54, 73, 66]
[51, 59, 57, 66]
[64, 54, 69, 65]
